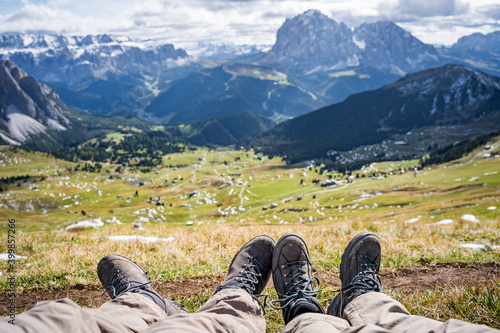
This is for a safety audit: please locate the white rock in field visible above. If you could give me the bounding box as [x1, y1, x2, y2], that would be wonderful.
[0, 254, 27, 260]
[108, 236, 174, 243]
[487, 206, 496, 210]
[432, 219, 453, 225]
[186, 221, 194, 226]
[405, 217, 420, 224]
[461, 214, 480, 223]
[66, 218, 104, 230]
[460, 243, 491, 251]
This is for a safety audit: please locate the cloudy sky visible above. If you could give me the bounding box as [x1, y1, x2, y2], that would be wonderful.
[1, 0, 499, 51]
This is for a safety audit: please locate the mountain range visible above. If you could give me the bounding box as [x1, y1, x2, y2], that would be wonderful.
[145, 10, 500, 124]
[0, 34, 189, 86]
[1, 10, 500, 162]
[2, 10, 500, 123]
[253, 64, 500, 164]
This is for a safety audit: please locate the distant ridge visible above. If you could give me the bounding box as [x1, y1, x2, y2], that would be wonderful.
[253, 64, 500, 163]
[0, 34, 189, 86]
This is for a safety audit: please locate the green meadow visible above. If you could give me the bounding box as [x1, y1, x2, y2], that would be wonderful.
[0, 136, 499, 331]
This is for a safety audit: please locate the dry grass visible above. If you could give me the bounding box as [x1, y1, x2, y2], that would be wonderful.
[3, 219, 498, 292]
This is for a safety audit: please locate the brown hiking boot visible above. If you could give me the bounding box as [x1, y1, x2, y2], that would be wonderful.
[327, 232, 382, 317]
[215, 235, 275, 313]
[270, 234, 324, 324]
[97, 254, 186, 315]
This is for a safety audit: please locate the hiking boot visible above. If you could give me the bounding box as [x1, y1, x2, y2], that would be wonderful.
[327, 232, 382, 318]
[270, 234, 324, 324]
[97, 254, 186, 315]
[214, 235, 275, 313]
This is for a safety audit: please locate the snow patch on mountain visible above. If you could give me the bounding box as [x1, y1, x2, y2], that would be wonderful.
[192, 42, 264, 60]
[47, 118, 66, 131]
[352, 36, 366, 50]
[0, 34, 190, 86]
[7, 110, 47, 142]
[0, 132, 20, 145]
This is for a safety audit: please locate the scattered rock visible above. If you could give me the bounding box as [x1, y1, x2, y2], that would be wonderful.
[432, 219, 453, 226]
[0, 254, 27, 260]
[65, 218, 104, 230]
[108, 236, 174, 243]
[460, 244, 491, 251]
[461, 214, 480, 223]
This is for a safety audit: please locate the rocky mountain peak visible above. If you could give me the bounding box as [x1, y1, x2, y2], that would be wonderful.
[390, 64, 500, 94]
[263, 10, 359, 73]
[354, 21, 439, 73]
[256, 10, 442, 74]
[0, 60, 69, 144]
[451, 31, 500, 53]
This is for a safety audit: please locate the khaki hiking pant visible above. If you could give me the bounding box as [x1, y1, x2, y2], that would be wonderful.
[0, 291, 498, 333]
[0, 289, 265, 333]
[283, 293, 498, 333]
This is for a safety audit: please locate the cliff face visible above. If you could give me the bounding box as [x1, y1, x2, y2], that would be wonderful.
[256, 10, 440, 74]
[0, 60, 69, 145]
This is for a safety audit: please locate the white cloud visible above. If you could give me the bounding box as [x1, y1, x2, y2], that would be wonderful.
[0, 0, 498, 49]
[392, 0, 470, 19]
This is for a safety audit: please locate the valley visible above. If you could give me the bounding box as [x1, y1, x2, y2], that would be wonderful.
[0, 137, 499, 329]
[0, 7, 499, 331]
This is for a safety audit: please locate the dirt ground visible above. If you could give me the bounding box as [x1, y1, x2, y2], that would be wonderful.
[2, 263, 498, 316]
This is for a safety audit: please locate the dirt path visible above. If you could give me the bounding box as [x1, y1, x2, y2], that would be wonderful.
[3, 263, 498, 315]
[467, 141, 500, 162]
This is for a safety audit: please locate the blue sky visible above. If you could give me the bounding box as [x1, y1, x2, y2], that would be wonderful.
[0, 0, 499, 51]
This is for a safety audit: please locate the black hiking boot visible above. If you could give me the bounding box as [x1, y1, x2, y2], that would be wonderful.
[97, 254, 186, 315]
[270, 234, 324, 324]
[214, 235, 275, 313]
[327, 232, 382, 318]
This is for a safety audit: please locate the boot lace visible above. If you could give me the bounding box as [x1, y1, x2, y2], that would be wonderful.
[331, 254, 382, 315]
[101, 269, 158, 299]
[270, 260, 321, 310]
[338, 255, 382, 294]
[215, 255, 269, 314]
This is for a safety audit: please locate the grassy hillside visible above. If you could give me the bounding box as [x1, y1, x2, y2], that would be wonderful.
[0, 136, 499, 331]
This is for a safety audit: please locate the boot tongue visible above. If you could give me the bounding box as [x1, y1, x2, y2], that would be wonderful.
[286, 300, 323, 323]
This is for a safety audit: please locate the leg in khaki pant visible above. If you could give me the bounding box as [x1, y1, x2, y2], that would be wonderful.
[145, 288, 265, 333]
[0, 292, 167, 333]
[343, 292, 498, 333]
[0, 288, 265, 333]
[0, 235, 275, 333]
[274, 232, 499, 333]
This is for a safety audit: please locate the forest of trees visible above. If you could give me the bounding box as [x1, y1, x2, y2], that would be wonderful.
[51, 130, 185, 167]
[420, 131, 499, 167]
